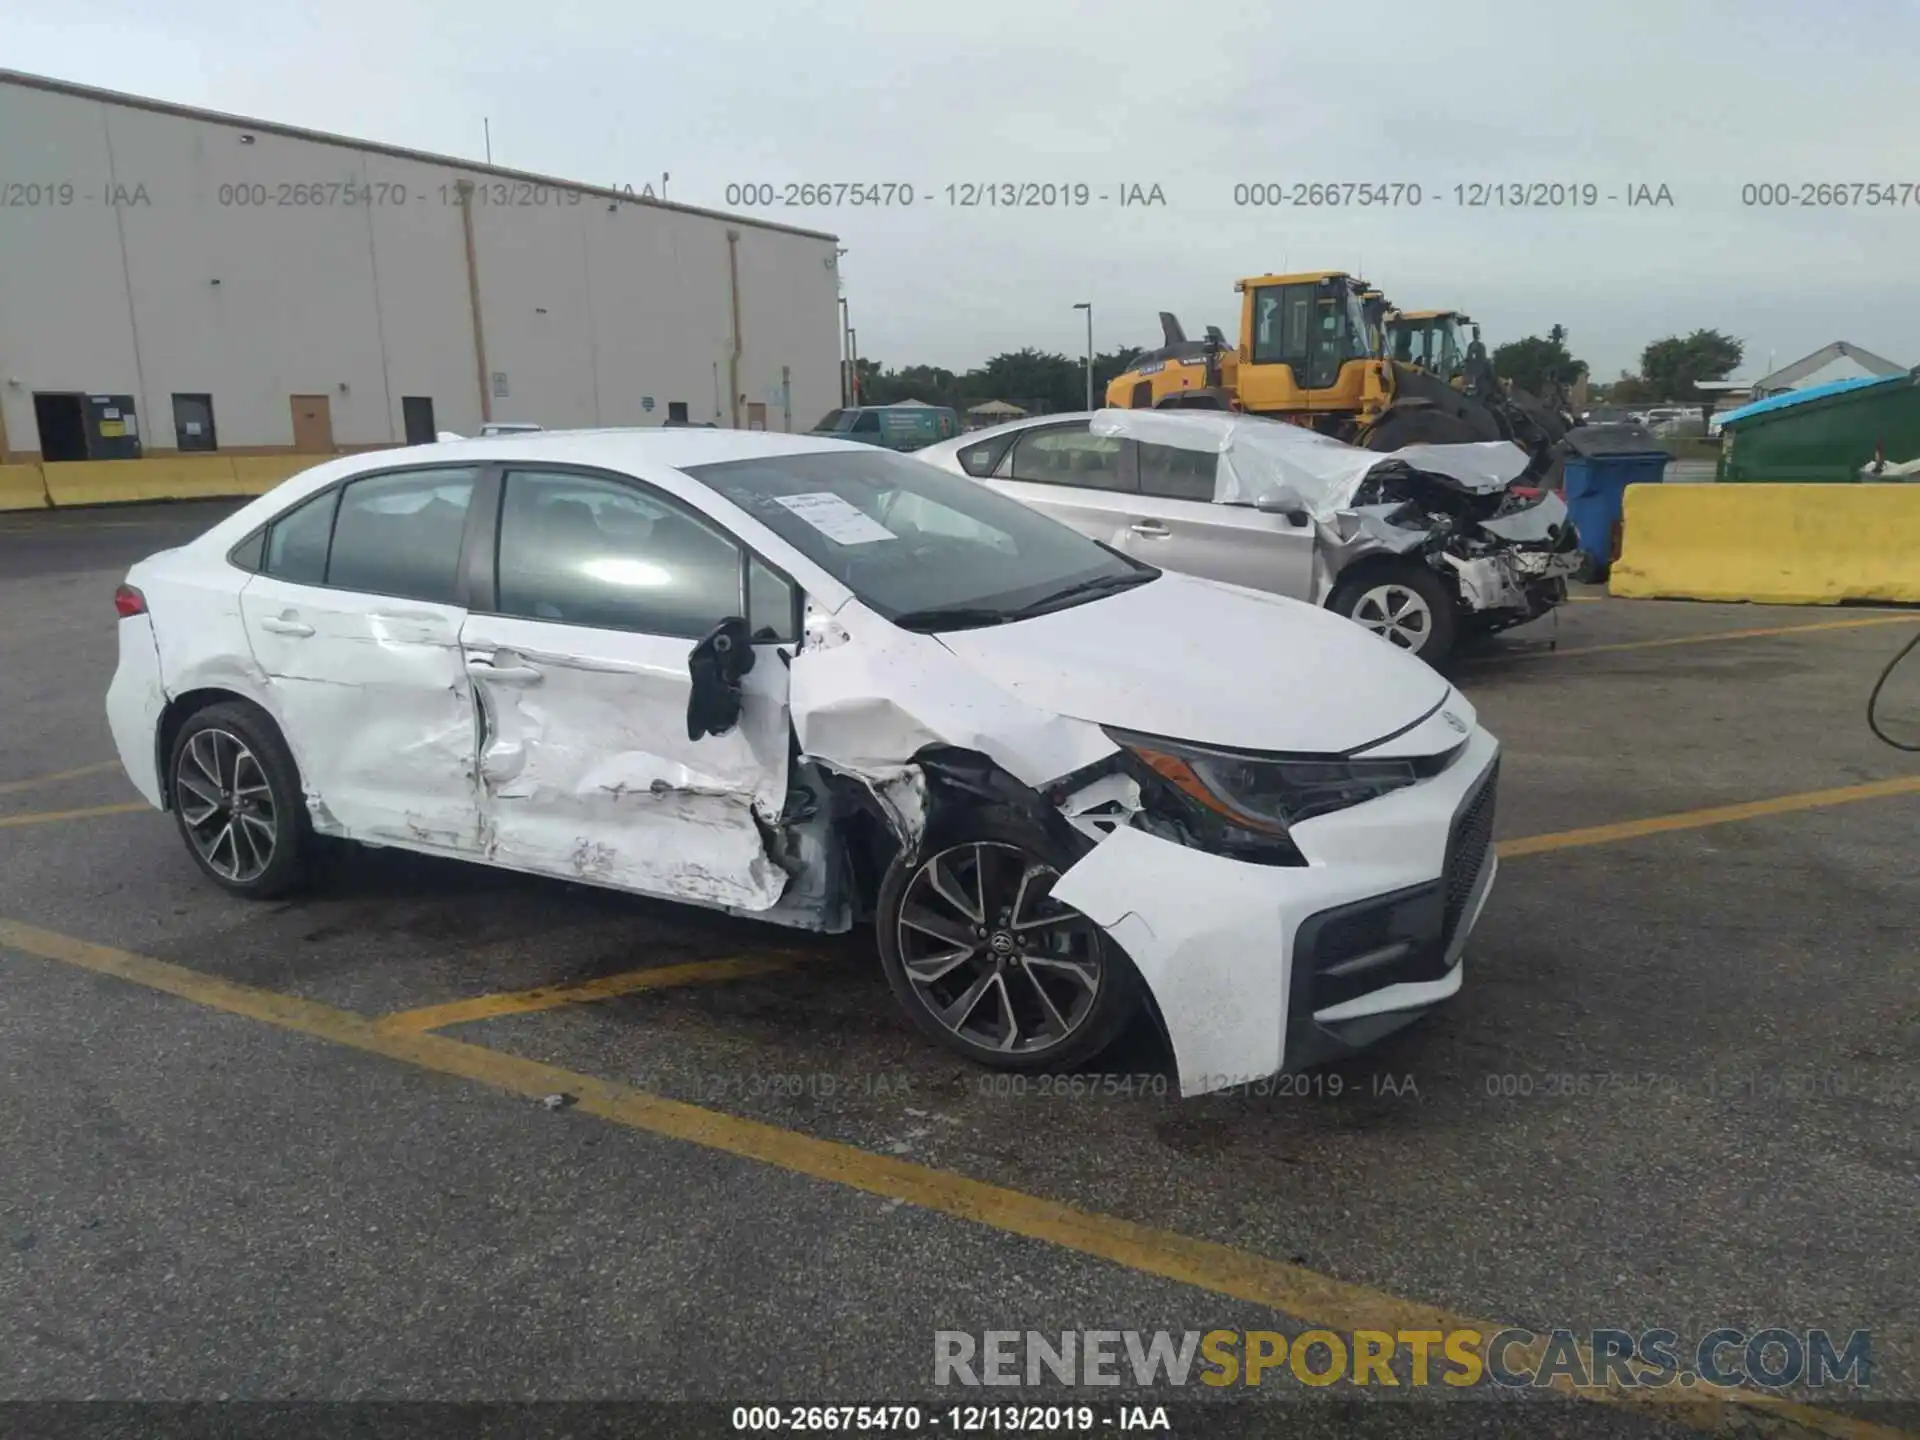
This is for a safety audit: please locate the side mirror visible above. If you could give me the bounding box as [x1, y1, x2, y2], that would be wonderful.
[686, 616, 756, 740]
[1254, 486, 1312, 526]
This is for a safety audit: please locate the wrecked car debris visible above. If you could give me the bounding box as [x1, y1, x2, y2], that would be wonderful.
[1104, 408, 1583, 658]
[920, 408, 1581, 665]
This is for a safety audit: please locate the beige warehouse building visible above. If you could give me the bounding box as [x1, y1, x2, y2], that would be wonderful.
[0, 70, 841, 464]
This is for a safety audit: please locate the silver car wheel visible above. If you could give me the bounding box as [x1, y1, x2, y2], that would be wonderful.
[895, 841, 1104, 1055]
[175, 728, 277, 883]
[1351, 583, 1434, 652]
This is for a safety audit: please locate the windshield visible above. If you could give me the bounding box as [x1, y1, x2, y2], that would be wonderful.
[684, 449, 1154, 629]
[1436, 319, 1466, 379]
[1391, 320, 1427, 367]
[1342, 287, 1373, 361]
[810, 409, 848, 432]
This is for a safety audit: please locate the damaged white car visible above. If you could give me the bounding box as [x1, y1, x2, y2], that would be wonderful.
[918, 409, 1584, 666]
[106, 430, 1500, 1096]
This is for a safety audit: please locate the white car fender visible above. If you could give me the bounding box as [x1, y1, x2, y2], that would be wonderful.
[1050, 825, 1300, 1098]
[788, 601, 1118, 844]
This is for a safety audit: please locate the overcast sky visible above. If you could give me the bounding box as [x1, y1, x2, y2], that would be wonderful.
[6, 0, 1916, 381]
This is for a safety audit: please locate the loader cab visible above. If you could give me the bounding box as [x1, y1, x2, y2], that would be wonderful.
[1235, 272, 1387, 435]
[1389, 310, 1474, 386]
[1359, 289, 1389, 360]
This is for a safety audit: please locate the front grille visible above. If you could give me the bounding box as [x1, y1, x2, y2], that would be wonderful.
[1442, 761, 1499, 946]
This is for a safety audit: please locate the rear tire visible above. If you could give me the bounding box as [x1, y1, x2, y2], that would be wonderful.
[1328, 563, 1458, 667]
[168, 701, 313, 899]
[876, 809, 1140, 1073]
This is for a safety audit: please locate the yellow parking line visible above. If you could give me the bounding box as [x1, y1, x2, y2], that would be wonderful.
[1499, 775, 1920, 859]
[374, 954, 807, 1034]
[0, 760, 123, 797]
[0, 914, 1894, 1438]
[0, 802, 149, 830]
[1484, 611, 1920, 661]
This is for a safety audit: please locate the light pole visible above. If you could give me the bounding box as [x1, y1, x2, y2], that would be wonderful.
[1073, 302, 1093, 410]
[839, 295, 851, 407]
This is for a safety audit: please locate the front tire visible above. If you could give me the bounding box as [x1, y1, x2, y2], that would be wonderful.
[876, 811, 1140, 1072]
[1328, 563, 1458, 667]
[169, 702, 313, 899]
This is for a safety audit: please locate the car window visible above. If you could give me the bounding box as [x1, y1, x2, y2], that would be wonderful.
[685, 448, 1153, 628]
[850, 411, 881, 433]
[746, 555, 797, 643]
[956, 436, 1013, 477]
[323, 469, 477, 603]
[1136, 442, 1219, 503]
[1007, 426, 1129, 492]
[493, 469, 744, 637]
[262, 489, 338, 584]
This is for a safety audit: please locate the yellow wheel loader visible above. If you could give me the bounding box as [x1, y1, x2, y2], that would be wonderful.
[1108, 273, 1571, 477]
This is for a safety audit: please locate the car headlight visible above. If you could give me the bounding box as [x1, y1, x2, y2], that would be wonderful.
[1108, 729, 1423, 837]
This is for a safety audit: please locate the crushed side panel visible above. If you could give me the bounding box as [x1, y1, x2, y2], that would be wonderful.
[466, 622, 792, 912]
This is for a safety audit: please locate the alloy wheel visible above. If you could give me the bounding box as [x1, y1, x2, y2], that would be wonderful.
[176, 728, 277, 883]
[1352, 583, 1434, 652]
[895, 841, 1104, 1055]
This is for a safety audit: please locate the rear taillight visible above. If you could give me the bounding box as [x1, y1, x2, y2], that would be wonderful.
[114, 584, 147, 618]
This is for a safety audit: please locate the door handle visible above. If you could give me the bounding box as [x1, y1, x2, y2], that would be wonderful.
[467, 658, 542, 685]
[259, 615, 314, 637]
[1129, 520, 1172, 538]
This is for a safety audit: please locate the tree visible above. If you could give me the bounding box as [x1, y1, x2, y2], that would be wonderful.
[1491, 324, 1588, 395]
[1639, 329, 1744, 401]
[972, 348, 1085, 414]
[1600, 371, 1655, 405]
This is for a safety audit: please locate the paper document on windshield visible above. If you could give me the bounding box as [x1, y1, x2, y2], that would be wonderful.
[774, 491, 897, 545]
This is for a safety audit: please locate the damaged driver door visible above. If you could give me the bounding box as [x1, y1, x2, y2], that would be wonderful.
[460, 468, 796, 912]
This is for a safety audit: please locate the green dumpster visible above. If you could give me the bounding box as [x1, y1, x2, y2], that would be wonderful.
[1716, 369, 1920, 482]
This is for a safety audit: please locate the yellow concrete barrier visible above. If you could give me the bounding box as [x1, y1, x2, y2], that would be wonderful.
[1612, 483, 1920, 605]
[0, 463, 50, 511]
[42, 457, 234, 506]
[230, 455, 328, 493]
[35, 454, 335, 507]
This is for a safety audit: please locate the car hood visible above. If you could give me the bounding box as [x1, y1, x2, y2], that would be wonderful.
[933, 571, 1456, 755]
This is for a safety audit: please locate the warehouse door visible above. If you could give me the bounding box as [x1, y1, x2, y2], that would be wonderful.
[290, 394, 335, 453]
[32, 394, 89, 461]
[173, 393, 218, 451]
[401, 396, 437, 446]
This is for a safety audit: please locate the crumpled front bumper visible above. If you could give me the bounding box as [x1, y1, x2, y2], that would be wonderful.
[1051, 726, 1500, 1097]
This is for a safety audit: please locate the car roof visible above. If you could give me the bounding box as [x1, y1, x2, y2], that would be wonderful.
[400, 426, 878, 470]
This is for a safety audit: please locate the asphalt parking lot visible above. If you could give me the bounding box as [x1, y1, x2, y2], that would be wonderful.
[2, 499, 1917, 1437]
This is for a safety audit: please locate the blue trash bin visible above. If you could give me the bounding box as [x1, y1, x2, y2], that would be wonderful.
[1559, 425, 1671, 579]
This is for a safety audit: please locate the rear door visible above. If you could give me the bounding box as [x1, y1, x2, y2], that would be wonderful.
[238, 464, 486, 851]
[984, 422, 1137, 546]
[458, 466, 796, 911]
[1124, 441, 1317, 598]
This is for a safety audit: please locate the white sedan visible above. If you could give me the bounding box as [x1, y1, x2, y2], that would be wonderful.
[107, 429, 1499, 1095]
